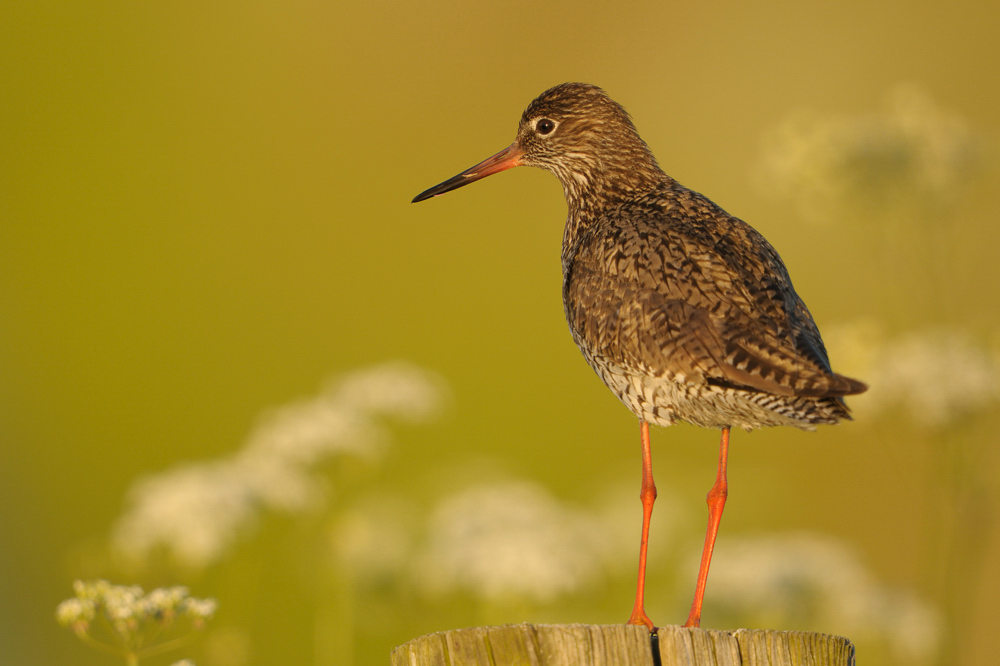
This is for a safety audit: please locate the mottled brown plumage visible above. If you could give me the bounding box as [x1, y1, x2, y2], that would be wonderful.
[412, 82, 867, 630]
[416, 83, 866, 429]
[563, 179, 866, 431]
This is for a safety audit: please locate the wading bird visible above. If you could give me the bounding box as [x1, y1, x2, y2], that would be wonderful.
[412, 83, 867, 629]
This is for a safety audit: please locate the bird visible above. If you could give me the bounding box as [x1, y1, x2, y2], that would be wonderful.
[411, 83, 867, 630]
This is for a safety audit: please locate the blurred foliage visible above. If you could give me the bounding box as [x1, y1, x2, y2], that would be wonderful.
[3, 1, 1000, 665]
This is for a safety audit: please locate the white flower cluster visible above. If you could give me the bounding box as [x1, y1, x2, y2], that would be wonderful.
[414, 481, 610, 603]
[55, 596, 96, 627]
[112, 363, 444, 568]
[329, 480, 682, 604]
[823, 323, 1000, 428]
[56, 579, 217, 634]
[703, 534, 941, 663]
[758, 86, 981, 223]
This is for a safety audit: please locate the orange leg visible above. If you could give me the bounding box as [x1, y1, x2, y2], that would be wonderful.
[684, 426, 730, 628]
[628, 420, 657, 631]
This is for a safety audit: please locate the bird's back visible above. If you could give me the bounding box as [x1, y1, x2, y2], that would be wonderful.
[562, 179, 866, 431]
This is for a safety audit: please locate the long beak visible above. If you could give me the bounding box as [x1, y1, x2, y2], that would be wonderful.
[412, 143, 524, 203]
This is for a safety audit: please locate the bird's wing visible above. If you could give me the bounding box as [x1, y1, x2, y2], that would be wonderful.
[689, 222, 866, 396]
[565, 212, 866, 398]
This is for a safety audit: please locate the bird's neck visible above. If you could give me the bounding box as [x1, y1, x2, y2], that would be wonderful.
[559, 162, 670, 269]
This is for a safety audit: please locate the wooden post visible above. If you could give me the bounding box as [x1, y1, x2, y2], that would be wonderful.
[391, 624, 855, 666]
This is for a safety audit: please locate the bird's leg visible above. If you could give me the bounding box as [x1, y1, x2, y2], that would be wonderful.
[684, 426, 730, 628]
[628, 420, 657, 631]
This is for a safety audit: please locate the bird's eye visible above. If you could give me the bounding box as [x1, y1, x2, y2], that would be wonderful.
[536, 118, 556, 135]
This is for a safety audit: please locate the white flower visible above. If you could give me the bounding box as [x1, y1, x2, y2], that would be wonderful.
[56, 579, 217, 655]
[183, 597, 218, 620]
[414, 481, 607, 603]
[55, 598, 96, 626]
[702, 533, 941, 663]
[866, 329, 999, 427]
[824, 323, 1000, 427]
[112, 363, 444, 568]
[331, 362, 445, 422]
[144, 586, 188, 614]
[113, 463, 259, 567]
[758, 86, 981, 223]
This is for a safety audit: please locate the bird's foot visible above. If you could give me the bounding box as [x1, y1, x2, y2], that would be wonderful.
[627, 608, 656, 632]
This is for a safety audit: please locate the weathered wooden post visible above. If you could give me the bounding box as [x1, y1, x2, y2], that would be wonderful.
[391, 624, 855, 666]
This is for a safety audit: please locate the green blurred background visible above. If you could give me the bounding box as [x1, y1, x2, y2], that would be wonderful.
[3, 1, 999, 664]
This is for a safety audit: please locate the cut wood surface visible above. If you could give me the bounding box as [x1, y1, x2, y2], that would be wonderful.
[390, 623, 856, 666]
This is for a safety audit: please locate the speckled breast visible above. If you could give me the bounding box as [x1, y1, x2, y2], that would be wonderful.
[573, 333, 841, 432]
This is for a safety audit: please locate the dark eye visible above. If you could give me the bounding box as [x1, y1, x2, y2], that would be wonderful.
[536, 118, 556, 135]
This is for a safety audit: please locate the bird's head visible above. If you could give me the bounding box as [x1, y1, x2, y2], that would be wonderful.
[412, 83, 663, 205]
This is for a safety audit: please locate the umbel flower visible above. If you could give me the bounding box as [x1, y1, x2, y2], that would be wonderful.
[758, 86, 981, 223]
[414, 481, 608, 603]
[822, 323, 1000, 428]
[112, 363, 444, 568]
[703, 534, 941, 664]
[56, 579, 216, 665]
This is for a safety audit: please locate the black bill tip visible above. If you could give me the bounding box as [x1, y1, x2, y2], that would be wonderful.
[411, 143, 523, 204]
[411, 188, 439, 203]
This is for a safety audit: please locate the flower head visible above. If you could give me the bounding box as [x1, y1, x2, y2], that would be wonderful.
[112, 363, 444, 568]
[758, 86, 981, 223]
[703, 533, 941, 663]
[56, 580, 216, 658]
[824, 323, 1000, 428]
[55, 597, 96, 628]
[414, 481, 606, 603]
